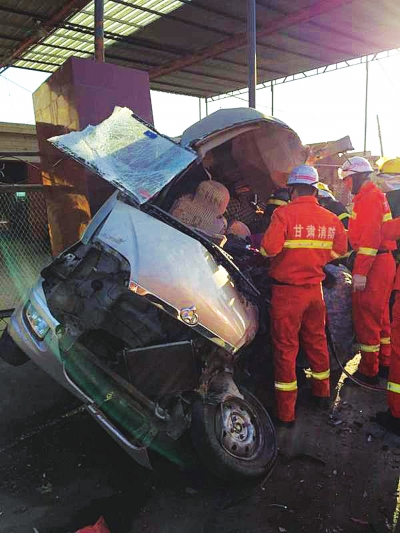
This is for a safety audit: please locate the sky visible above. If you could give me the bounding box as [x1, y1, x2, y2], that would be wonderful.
[1, 50, 400, 157]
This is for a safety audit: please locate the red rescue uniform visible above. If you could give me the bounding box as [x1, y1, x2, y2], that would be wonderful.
[261, 196, 348, 422]
[348, 182, 396, 376]
[381, 218, 400, 418]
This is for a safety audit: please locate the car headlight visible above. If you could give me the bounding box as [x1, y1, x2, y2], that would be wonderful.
[25, 302, 50, 340]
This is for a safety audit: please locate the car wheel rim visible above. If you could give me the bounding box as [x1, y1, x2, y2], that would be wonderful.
[218, 398, 262, 460]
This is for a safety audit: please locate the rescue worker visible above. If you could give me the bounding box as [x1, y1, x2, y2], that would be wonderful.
[376, 158, 400, 219]
[259, 188, 288, 226]
[338, 156, 396, 383]
[260, 165, 348, 426]
[376, 216, 400, 435]
[317, 182, 350, 229]
[376, 158, 400, 262]
[265, 187, 290, 210]
[203, 141, 259, 230]
[249, 188, 290, 247]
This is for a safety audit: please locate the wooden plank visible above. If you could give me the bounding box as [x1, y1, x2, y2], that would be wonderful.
[0, 123, 37, 135]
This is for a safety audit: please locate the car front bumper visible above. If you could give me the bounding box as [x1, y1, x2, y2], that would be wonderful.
[7, 280, 87, 400]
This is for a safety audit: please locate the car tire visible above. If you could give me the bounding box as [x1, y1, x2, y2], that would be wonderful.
[191, 389, 277, 481]
[0, 328, 29, 366]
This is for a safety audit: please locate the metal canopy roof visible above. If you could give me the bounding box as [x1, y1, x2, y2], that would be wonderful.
[0, 0, 400, 98]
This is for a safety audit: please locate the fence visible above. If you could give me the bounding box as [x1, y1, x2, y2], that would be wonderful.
[0, 185, 52, 313]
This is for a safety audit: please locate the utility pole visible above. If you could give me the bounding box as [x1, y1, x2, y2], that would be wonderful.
[376, 115, 384, 157]
[363, 58, 369, 154]
[271, 81, 274, 116]
[247, 0, 257, 108]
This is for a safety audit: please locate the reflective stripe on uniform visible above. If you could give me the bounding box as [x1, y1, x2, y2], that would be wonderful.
[283, 239, 333, 250]
[338, 212, 350, 221]
[359, 343, 380, 352]
[267, 199, 287, 206]
[387, 381, 400, 394]
[274, 380, 297, 392]
[260, 247, 268, 257]
[311, 369, 330, 380]
[350, 211, 357, 219]
[381, 337, 391, 345]
[358, 247, 378, 256]
[383, 213, 393, 222]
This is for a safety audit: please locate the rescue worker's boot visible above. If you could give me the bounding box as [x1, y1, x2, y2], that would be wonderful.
[378, 365, 390, 379]
[311, 396, 331, 410]
[274, 418, 295, 429]
[375, 410, 400, 436]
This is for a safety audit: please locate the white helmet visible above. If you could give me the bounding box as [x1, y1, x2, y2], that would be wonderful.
[338, 156, 373, 180]
[287, 165, 319, 188]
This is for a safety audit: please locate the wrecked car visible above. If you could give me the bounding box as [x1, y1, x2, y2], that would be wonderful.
[0, 107, 309, 479]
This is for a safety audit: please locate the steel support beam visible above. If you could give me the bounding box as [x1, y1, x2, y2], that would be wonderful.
[149, 0, 352, 80]
[0, 6, 47, 20]
[0, 34, 21, 42]
[94, 0, 105, 62]
[247, 0, 257, 108]
[0, 0, 91, 69]
[209, 49, 400, 102]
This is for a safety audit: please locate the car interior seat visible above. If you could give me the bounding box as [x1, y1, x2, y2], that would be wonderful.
[169, 180, 230, 236]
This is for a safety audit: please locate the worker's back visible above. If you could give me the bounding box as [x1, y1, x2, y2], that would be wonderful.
[261, 196, 347, 285]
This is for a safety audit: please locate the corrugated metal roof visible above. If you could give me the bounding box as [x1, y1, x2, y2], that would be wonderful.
[0, 0, 400, 97]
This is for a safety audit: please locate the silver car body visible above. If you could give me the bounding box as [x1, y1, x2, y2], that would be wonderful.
[8, 104, 308, 384]
[6, 107, 307, 466]
[96, 199, 258, 352]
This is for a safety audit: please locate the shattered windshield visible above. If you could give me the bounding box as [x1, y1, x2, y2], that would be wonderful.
[49, 107, 197, 204]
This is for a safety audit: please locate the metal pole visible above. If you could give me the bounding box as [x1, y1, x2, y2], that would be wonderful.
[363, 58, 369, 154]
[205, 97, 209, 116]
[198, 98, 202, 120]
[376, 114, 384, 157]
[247, 0, 257, 108]
[95, 0, 105, 62]
[271, 81, 274, 116]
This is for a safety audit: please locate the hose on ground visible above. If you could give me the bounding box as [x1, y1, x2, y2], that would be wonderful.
[326, 327, 386, 393]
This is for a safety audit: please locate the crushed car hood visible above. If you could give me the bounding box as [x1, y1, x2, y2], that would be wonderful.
[49, 107, 197, 205]
[180, 107, 289, 147]
[180, 107, 309, 192]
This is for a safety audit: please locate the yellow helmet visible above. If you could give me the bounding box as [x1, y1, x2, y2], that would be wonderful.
[378, 158, 400, 175]
[317, 182, 335, 200]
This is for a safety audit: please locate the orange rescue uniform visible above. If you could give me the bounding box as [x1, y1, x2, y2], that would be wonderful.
[261, 196, 348, 422]
[348, 182, 396, 377]
[381, 218, 400, 418]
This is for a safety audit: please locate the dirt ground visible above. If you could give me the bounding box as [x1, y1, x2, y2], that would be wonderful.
[128, 360, 400, 533]
[1, 353, 400, 533]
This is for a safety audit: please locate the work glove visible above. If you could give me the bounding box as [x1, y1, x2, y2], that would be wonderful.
[352, 274, 367, 291]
